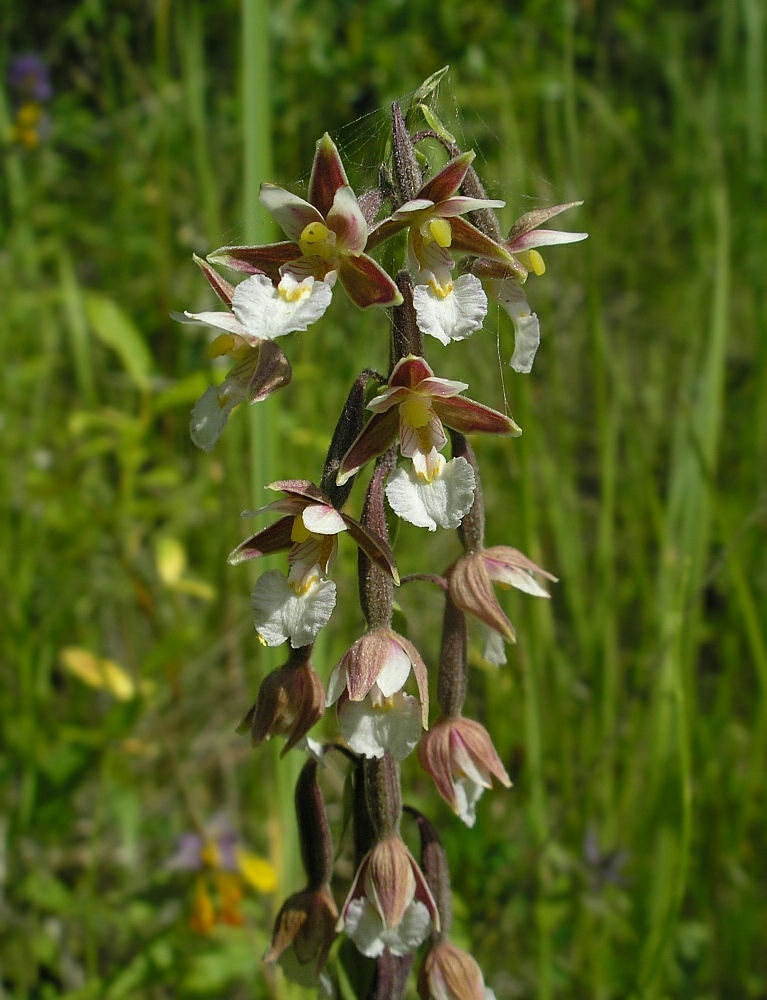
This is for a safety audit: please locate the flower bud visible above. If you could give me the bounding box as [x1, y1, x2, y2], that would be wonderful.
[418, 716, 510, 828]
[418, 940, 496, 1000]
[321, 370, 379, 510]
[264, 886, 338, 990]
[238, 646, 325, 755]
[391, 102, 422, 205]
[295, 758, 335, 890]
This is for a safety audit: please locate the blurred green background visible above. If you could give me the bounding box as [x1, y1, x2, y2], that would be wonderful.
[1, 0, 766, 997]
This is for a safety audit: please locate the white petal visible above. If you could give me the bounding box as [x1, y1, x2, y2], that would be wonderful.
[375, 641, 412, 698]
[489, 566, 550, 598]
[251, 569, 336, 647]
[486, 278, 541, 373]
[453, 777, 485, 828]
[301, 504, 347, 536]
[385, 457, 475, 531]
[177, 309, 248, 335]
[343, 898, 386, 958]
[482, 626, 507, 666]
[413, 274, 487, 345]
[189, 384, 236, 451]
[344, 898, 431, 958]
[231, 273, 332, 340]
[338, 691, 422, 760]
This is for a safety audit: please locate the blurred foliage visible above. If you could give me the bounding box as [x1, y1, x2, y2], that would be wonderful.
[1, 0, 766, 997]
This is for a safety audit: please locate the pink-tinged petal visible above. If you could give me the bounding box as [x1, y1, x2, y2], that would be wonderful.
[393, 198, 436, 218]
[391, 632, 429, 725]
[228, 516, 294, 565]
[366, 839, 418, 929]
[481, 546, 557, 595]
[389, 355, 435, 389]
[326, 186, 368, 255]
[434, 196, 505, 218]
[344, 633, 396, 702]
[260, 183, 325, 241]
[193, 254, 235, 306]
[308, 133, 349, 217]
[336, 409, 400, 485]
[302, 504, 347, 536]
[433, 395, 521, 436]
[448, 554, 515, 642]
[367, 385, 410, 413]
[342, 515, 399, 584]
[208, 242, 301, 281]
[449, 217, 516, 264]
[509, 228, 588, 251]
[338, 255, 403, 309]
[244, 339, 293, 402]
[364, 215, 413, 252]
[453, 717, 511, 788]
[418, 150, 475, 204]
[508, 201, 584, 241]
[267, 480, 327, 504]
[417, 376, 469, 398]
[418, 722, 458, 808]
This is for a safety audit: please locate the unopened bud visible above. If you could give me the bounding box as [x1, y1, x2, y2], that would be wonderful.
[321, 370, 382, 509]
[391, 102, 421, 205]
[390, 271, 423, 365]
[295, 758, 335, 889]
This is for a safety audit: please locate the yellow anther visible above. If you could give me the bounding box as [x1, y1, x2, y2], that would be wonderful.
[428, 278, 454, 299]
[291, 515, 312, 543]
[519, 249, 546, 276]
[428, 217, 452, 248]
[300, 221, 330, 245]
[399, 392, 433, 429]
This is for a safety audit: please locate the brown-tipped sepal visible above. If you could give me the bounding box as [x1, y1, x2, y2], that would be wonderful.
[338, 834, 439, 957]
[265, 887, 338, 991]
[239, 650, 325, 755]
[418, 940, 496, 1000]
[418, 716, 511, 828]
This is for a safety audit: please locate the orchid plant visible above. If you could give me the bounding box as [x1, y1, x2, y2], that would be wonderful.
[177, 77, 585, 999]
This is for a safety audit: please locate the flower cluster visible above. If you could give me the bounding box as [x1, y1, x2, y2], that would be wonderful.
[7, 54, 53, 149]
[176, 87, 584, 998]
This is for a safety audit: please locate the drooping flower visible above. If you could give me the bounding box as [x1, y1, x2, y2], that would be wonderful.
[366, 150, 514, 345]
[174, 256, 293, 449]
[228, 480, 398, 647]
[238, 647, 325, 755]
[448, 546, 556, 662]
[265, 887, 338, 993]
[418, 716, 511, 827]
[326, 629, 429, 760]
[338, 835, 440, 958]
[167, 816, 276, 933]
[208, 133, 402, 314]
[418, 939, 497, 1000]
[472, 202, 587, 373]
[337, 356, 518, 531]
